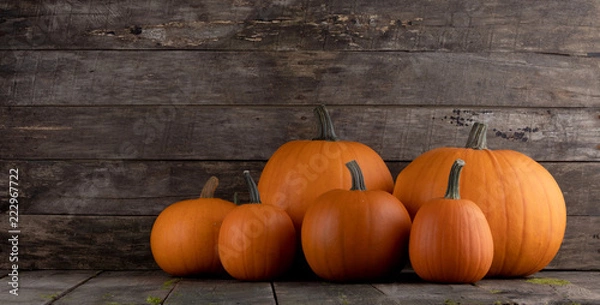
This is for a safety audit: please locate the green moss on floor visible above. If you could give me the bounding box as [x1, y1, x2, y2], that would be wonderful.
[525, 277, 570, 286]
[146, 296, 162, 305]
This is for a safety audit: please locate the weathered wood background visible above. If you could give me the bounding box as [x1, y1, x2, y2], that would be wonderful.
[0, 0, 598, 270]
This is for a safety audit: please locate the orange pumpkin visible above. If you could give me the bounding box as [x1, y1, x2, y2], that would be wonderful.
[301, 160, 412, 282]
[150, 176, 236, 276]
[258, 105, 394, 232]
[394, 122, 566, 277]
[409, 159, 494, 283]
[218, 171, 296, 281]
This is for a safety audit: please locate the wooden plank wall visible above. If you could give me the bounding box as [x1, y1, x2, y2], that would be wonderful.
[0, 0, 598, 270]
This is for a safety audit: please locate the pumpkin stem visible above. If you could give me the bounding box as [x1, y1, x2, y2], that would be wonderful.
[199, 176, 219, 198]
[465, 122, 488, 150]
[243, 170, 262, 204]
[346, 160, 367, 191]
[444, 159, 466, 200]
[312, 104, 339, 141]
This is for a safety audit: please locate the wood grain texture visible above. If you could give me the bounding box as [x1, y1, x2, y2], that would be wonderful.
[0, 215, 596, 270]
[274, 282, 398, 305]
[374, 276, 515, 305]
[165, 279, 276, 305]
[476, 275, 600, 305]
[2, 106, 599, 161]
[2, 51, 600, 107]
[1, 270, 99, 305]
[0, 160, 266, 216]
[548, 216, 600, 271]
[530, 271, 600, 292]
[0, 161, 597, 216]
[6, 270, 600, 305]
[542, 163, 600, 216]
[1, 0, 599, 54]
[52, 270, 175, 305]
[0, 215, 159, 270]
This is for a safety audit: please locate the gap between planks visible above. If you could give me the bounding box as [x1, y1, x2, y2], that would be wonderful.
[43, 271, 104, 305]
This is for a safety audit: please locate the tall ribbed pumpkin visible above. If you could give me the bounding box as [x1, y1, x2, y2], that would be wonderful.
[258, 105, 394, 232]
[409, 159, 494, 283]
[393, 122, 566, 277]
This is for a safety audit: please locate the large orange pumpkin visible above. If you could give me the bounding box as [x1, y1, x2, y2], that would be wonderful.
[150, 176, 236, 276]
[301, 160, 412, 282]
[258, 105, 394, 232]
[218, 171, 296, 281]
[394, 122, 566, 277]
[409, 159, 494, 283]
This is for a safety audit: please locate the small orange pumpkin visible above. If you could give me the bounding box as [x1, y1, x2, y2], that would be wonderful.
[409, 159, 494, 283]
[258, 105, 394, 233]
[394, 122, 566, 277]
[301, 160, 412, 282]
[150, 176, 236, 276]
[218, 171, 296, 281]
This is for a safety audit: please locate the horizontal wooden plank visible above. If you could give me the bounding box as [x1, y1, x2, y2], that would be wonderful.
[52, 270, 175, 305]
[2, 51, 600, 107]
[2, 106, 598, 161]
[164, 279, 275, 305]
[547, 216, 600, 271]
[0, 161, 597, 216]
[0, 215, 596, 270]
[0, 160, 266, 216]
[374, 276, 515, 305]
[1, 270, 99, 305]
[528, 271, 600, 293]
[475, 274, 600, 305]
[275, 282, 398, 305]
[542, 163, 600, 217]
[1, 0, 599, 54]
[0, 215, 159, 270]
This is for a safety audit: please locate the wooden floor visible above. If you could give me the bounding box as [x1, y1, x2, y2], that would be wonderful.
[3, 270, 599, 305]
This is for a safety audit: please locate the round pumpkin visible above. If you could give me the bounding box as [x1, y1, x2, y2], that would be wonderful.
[150, 176, 236, 276]
[301, 160, 412, 282]
[218, 171, 296, 281]
[394, 122, 566, 277]
[409, 159, 494, 283]
[258, 105, 394, 233]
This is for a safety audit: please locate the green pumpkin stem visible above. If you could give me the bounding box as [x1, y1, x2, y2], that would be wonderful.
[313, 104, 339, 141]
[465, 122, 488, 150]
[199, 176, 219, 198]
[444, 159, 466, 200]
[243, 170, 262, 204]
[346, 160, 367, 191]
